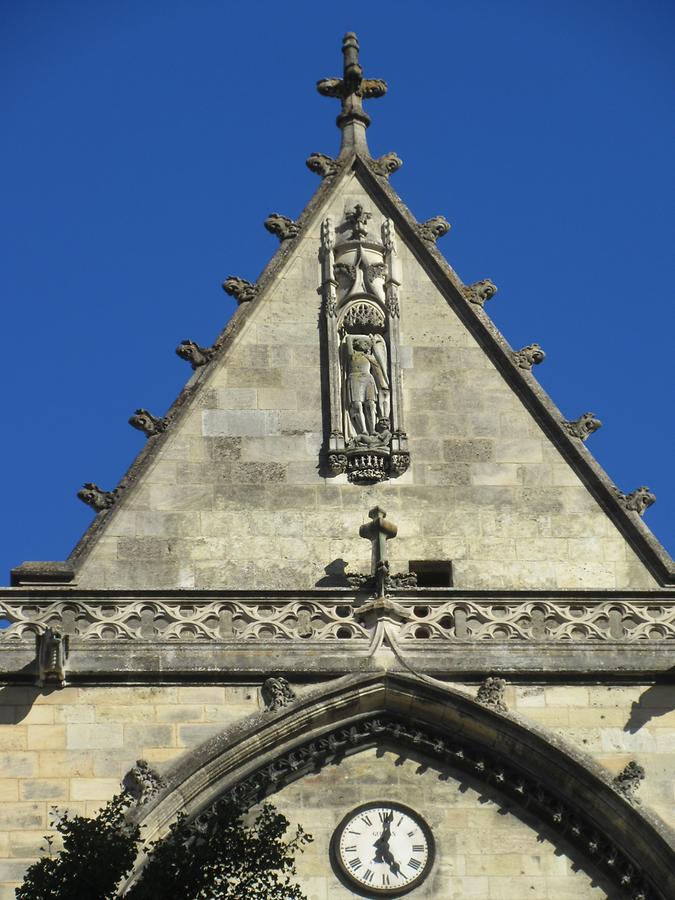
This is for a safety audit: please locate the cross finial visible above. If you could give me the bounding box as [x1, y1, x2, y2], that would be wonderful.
[317, 33, 387, 159]
[359, 506, 398, 597]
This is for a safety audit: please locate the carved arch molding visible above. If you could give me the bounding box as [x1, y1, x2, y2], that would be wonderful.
[129, 673, 674, 900]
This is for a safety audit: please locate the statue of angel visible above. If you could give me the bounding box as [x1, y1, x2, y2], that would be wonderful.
[342, 333, 390, 437]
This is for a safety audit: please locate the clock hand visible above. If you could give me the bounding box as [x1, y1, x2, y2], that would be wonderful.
[381, 846, 401, 876]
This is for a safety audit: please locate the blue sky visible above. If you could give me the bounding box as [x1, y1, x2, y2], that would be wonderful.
[1, 0, 674, 581]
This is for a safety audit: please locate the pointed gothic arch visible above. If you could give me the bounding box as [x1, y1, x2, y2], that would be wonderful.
[127, 671, 674, 899]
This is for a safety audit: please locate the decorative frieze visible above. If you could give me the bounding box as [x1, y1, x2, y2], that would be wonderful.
[306, 152, 341, 178]
[462, 279, 498, 307]
[416, 216, 451, 243]
[476, 676, 507, 712]
[77, 483, 118, 512]
[222, 276, 258, 304]
[320, 207, 409, 483]
[175, 340, 216, 369]
[128, 408, 168, 437]
[264, 213, 300, 241]
[615, 486, 656, 517]
[123, 759, 164, 805]
[562, 413, 602, 441]
[262, 676, 297, 712]
[35, 626, 68, 688]
[512, 344, 545, 369]
[3, 596, 675, 644]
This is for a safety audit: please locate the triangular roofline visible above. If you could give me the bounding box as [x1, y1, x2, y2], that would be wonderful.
[123, 670, 675, 898]
[18, 152, 673, 586]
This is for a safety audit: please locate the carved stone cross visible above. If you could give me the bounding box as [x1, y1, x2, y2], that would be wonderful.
[359, 506, 398, 597]
[317, 33, 387, 157]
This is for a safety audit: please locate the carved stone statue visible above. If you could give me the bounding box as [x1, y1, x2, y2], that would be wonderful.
[262, 676, 297, 712]
[122, 759, 164, 805]
[129, 409, 168, 437]
[343, 333, 390, 440]
[77, 483, 118, 512]
[222, 276, 258, 304]
[562, 412, 602, 442]
[264, 213, 300, 241]
[175, 340, 215, 369]
[321, 212, 409, 482]
[36, 627, 68, 688]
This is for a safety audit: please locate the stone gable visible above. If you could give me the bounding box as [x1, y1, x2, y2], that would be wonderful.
[72, 169, 659, 591]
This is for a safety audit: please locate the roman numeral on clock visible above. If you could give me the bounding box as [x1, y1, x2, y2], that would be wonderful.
[408, 857, 422, 871]
[412, 844, 425, 853]
[363, 869, 374, 883]
[349, 858, 362, 870]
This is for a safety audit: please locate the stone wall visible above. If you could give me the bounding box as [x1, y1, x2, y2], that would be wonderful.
[0, 680, 672, 898]
[73, 171, 659, 592]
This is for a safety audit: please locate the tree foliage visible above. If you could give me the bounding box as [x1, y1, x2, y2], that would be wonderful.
[17, 794, 312, 900]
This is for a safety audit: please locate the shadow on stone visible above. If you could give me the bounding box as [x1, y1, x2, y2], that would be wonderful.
[0, 665, 60, 723]
[315, 558, 351, 587]
[624, 676, 675, 734]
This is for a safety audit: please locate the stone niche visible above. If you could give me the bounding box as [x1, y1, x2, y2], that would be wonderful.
[321, 205, 409, 483]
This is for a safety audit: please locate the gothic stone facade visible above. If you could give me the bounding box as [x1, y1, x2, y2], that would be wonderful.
[1, 34, 674, 900]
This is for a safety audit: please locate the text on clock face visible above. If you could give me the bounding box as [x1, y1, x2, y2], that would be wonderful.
[338, 806, 429, 889]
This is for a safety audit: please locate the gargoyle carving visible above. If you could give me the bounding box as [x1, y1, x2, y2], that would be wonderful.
[306, 152, 341, 178]
[462, 279, 498, 307]
[262, 676, 297, 712]
[612, 761, 645, 799]
[222, 276, 258, 304]
[77, 483, 118, 512]
[615, 486, 656, 517]
[36, 627, 68, 688]
[368, 152, 403, 177]
[512, 344, 546, 369]
[562, 412, 602, 441]
[128, 408, 168, 437]
[264, 213, 300, 241]
[122, 759, 164, 805]
[417, 216, 451, 243]
[175, 340, 216, 369]
[476, 676, 507, 712]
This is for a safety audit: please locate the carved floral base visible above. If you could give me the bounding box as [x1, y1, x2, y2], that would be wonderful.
[328, 448, 410, 484]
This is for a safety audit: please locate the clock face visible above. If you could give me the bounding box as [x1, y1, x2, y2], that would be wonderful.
[332, 802, 434, 896]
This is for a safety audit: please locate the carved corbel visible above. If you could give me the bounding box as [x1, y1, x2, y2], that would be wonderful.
[264, 213, 300, 241]
[222, 276, 258, 304]
[262, 676, 297, 712]
[77, 483, 118, 511]
[368, 152, 403, 177]
[612, 761, 645, 799]
[306, 152, 341, 178]
[129, 408, 168, 437]
[462, 279, 498, 307]
[615, 486, 656, 517]
[476, 676, 507, 712]
[562, 413, 602, 441]
[35, 627, 68, 688]
[416, 216, 451, 243]
[122, 759, 164, 805]
[175, 340, 216, 369]
[512, 344, 546, 369]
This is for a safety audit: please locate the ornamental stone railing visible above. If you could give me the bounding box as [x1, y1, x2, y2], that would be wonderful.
[1, 596, 674, 643]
